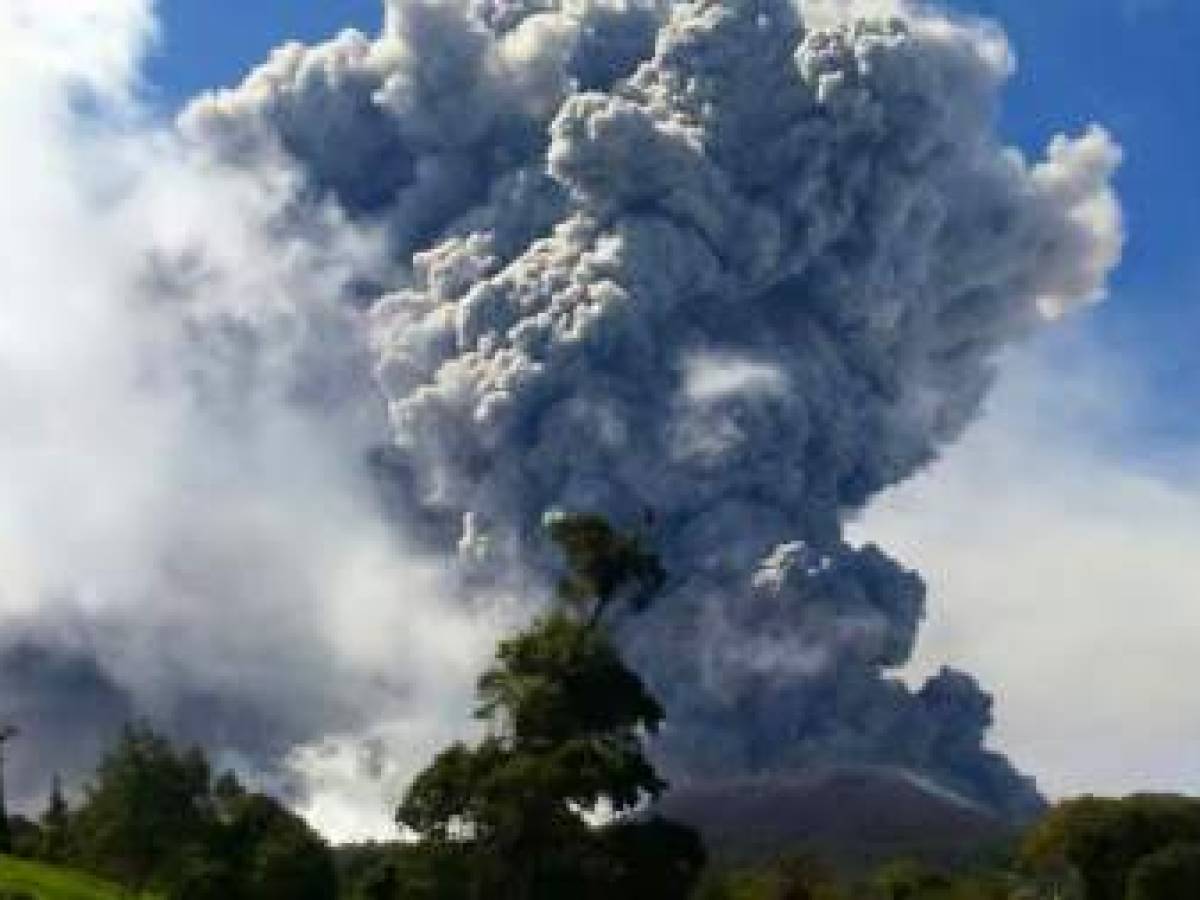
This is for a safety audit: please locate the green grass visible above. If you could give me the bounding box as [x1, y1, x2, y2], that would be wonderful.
[0, 857, 156, 900]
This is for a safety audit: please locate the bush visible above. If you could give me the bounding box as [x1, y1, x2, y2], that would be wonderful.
[1126, 841, 1200, 900]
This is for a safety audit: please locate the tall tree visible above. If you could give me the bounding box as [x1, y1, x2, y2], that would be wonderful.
[217, 789, 338, 900]
[0, 723, 18, 855]
[72, 728, 337, 899]
[38, 773, 72, 862]
[397, 514, 703, 899]
[73, 723, 214, 892]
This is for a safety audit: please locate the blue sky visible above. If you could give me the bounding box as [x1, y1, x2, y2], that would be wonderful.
[954, 0, 1200, 443]
[145, 0, 1199, 447]
[144, 1, 382, 102]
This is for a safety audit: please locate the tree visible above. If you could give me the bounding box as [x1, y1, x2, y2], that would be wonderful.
[190, 769, 336, 900]
[874, 859, 952, 900]
[70, 728, 336, 899]
[544, 512, 665, 625]
[38, 774, 72, 863]
[165, 847, 239, 900]
[1127, 842, 1200, 900]
[73, 723, 214, 892]
[1022, 795, 1200, 900]
[597, 815, 707, 899]
[0, 723, 19, 856]
[5, 816, 42, 861]
[223, 792, 337, 900]
[695, 853, 845, 900]
[396, 514, 704, 899]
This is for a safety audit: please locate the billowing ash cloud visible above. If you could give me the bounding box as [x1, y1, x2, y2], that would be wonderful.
[0, 0, 1120, 830]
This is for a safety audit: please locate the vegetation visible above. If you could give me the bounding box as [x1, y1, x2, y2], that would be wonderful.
[3, 518, 1200, 900]
[4, 724, 334, 899]
[0, 855, 157, 900]
[389, 513, 704, 899]
[685, 794, 1200, 899]
[1021, 794, 1200, 900]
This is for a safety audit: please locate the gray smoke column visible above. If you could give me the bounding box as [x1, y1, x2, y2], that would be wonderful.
[0, 0, 1121, 829]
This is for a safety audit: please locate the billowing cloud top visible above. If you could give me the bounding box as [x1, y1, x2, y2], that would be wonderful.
[1, 0, 1121, 830]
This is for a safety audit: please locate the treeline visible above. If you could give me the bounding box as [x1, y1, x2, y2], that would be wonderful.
[687, 792, 1200, 899]
[3, 724, 334, 899]
[334, 791, 1200, 899]
[11, 738, 1200, 900]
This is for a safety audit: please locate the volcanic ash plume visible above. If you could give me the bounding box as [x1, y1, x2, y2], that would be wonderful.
[1, 0, 1121, 828]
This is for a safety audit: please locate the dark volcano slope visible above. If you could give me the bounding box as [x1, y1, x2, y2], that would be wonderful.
[657, 765, 1020, 870]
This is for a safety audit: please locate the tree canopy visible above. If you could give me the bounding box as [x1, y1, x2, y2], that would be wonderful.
[64, 723, 335, 900]
[1022, 794, 1200, 900]
[395, 514, 703, 899]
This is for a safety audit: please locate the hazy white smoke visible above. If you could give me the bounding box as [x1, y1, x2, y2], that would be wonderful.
[0, 0, 510, 835]
[0, 0, 1122, 833]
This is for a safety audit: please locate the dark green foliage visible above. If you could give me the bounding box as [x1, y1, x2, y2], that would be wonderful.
[73, 723, 212, 891]
[693, 848, 1034, 900]
[334, 842, 404, 899]
[395, 615, 684, 897]
[389, 843, 477, 900]
[181, 771, 337, 900]
[477, 611, 665, 744]
[163, 845, 239, 900]
[0, 723, 16, 858]
[336, 842, 479, 900]
[1022, 794, 1200, 900]
[394, 516, 703, 899]
[222, 792, 337, 900]
[5, 817, 41, 861]
[38, 775, 72, 863]
[597, 815, 708, 898]
[545, 512, 665, 625]
[353, 858, 401, 900]
[1126, 842, 1200, 900]
[695, 852, 844, 900]
[863, 859, 1013, 899]
[65, 724, 335, 899]
[874, 859, 952, 900]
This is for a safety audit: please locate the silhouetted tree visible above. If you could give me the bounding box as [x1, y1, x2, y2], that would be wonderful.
[5, 816, 41, 861]
[70, 726, 336, 899]
[74, 723, 213, 891]
[396, 515, 703, 899]
[1023, 794, 1200, 900]
[221, 792, 337, 900]
[38, 773, 72, 863]
[0, 723, 18, 856]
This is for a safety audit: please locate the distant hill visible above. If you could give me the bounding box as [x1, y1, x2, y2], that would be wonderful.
[656, 765, 1019, 871]
[0, 856, 156, 900]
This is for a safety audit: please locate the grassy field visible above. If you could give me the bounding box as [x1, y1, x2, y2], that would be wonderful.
[0, 857, 155, 900]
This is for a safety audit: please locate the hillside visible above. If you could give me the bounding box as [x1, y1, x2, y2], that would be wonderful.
[657, 765, 1020, 871]
[0, 857, 156, 900]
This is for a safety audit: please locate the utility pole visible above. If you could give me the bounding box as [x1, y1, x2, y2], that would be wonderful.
[0, 723, 17, 855]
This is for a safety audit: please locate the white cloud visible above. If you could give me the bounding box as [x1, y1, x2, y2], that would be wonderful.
[0, 0, 510, 837]
[682, 352, 790, 403]
[854, 327, 1200, 798]
[0, 0, 155, 99]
